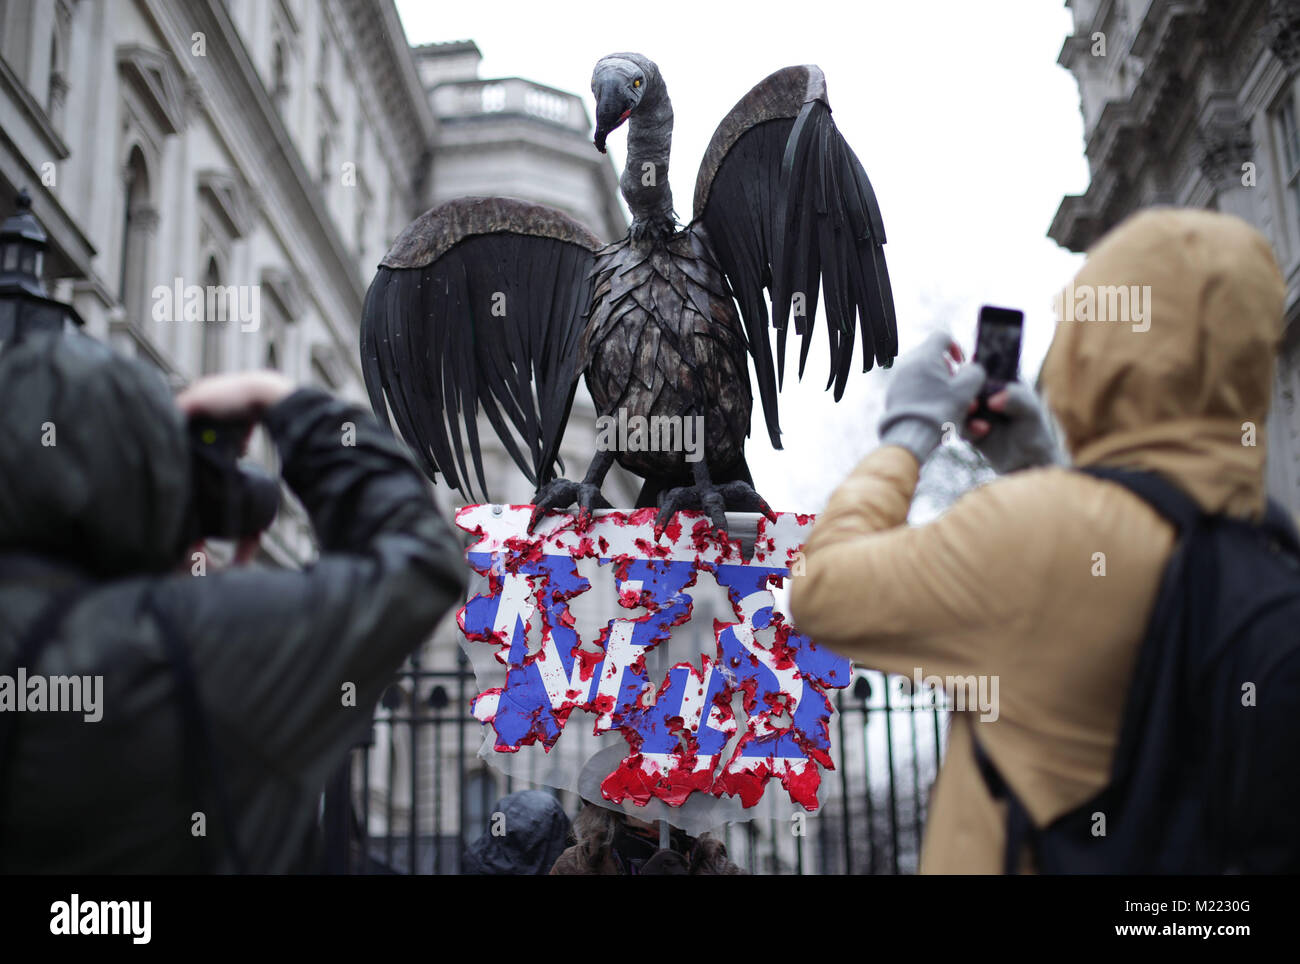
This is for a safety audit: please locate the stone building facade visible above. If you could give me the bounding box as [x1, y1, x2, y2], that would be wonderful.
[1050, 0, 1300, 512]
[2, 0, 436, 566]
[0, 2, 631, 565]
[414, 39, 625, 244]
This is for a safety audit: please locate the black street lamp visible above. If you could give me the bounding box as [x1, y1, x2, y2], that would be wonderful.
[0, 188, 84, 343]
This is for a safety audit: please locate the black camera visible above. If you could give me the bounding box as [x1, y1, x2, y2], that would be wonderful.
[188, 416, 280, 542]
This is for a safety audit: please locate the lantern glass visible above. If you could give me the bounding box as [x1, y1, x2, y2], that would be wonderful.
[1, 242, 15, 272]
[19, 247, 36, 276]
[31, 301, 64, 334]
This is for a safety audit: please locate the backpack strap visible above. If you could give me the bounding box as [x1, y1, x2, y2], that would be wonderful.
[1078, 465, 1203, 533]
[0, 584, 83, 858]
[971, 729, 1036, 874]
[1262, 499, 1300, 556]
[971, 466, 1203, 875]
[147, 593, 249, 874]
[1083, 467, 1299, 558]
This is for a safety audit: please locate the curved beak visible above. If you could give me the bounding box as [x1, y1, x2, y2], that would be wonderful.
[593, 82, 632, 154]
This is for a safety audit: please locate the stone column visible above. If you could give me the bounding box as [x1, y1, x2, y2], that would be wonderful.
[1197, 119, 1258, 222]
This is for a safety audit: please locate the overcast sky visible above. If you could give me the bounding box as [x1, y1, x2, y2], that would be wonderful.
[395, 0, 1090, 512]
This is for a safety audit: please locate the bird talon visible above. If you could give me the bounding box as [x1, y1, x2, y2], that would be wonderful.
[653, 502, 676, 540]
[652, 478, 777, 537]
[529, 477, 610, 531]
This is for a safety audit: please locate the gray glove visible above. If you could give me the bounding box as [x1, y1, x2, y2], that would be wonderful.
[878, 331, 987, 464]
[961, 380, 1063, 474]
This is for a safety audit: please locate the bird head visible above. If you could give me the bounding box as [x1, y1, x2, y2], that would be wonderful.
[591, 53, 655, 153]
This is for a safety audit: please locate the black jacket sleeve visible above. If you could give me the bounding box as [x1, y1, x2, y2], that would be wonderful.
[153, 388, 467, 784]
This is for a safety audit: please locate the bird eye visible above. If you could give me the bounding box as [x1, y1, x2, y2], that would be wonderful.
[633, 78, 642, 88]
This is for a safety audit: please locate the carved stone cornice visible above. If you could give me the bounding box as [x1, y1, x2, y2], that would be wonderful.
[1138, 69, 1188, 144]
[1264, 0, 1300, 69]
[1051, 156, 1145, 254]
[1196, 117, 1256, 184]
[1103, 5, 1199, 156]
[1196, 0, 1239, 62]
[310, 341, 347, 387]
[1088, 98, 1141, 173]
[1057, 31, 1095, 71]
[260, 266, 305, 321]
[116, 44, 188, 135]
[197, 169, 252, 239]
[1130, 0, 1189, 60]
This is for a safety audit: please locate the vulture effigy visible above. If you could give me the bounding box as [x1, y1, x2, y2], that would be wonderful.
[360, 53, 897, 533]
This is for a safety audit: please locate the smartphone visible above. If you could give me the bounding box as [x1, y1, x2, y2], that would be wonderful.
[972, 306, 1024, 424]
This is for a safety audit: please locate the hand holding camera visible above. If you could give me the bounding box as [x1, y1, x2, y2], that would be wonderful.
[178, 371, 296, 546]
[177, 370, 295, 422]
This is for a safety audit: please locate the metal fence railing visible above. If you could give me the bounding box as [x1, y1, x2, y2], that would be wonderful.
[322, 653, 948, 875]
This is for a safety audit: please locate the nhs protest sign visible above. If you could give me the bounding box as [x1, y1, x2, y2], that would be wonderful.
[455, 505, 852, 833]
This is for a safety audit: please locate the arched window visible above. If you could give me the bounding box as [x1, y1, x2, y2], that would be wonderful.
[318, 32, 329, 82]
[272, 39, 288, 108]
[200, 256, 226, 374]
[318, 133, 331, 187]
[119, 147, 155, 326]
[47, 29, 63, 122]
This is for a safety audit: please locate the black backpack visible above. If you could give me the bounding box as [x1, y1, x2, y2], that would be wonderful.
[974, 466, 1300, 874]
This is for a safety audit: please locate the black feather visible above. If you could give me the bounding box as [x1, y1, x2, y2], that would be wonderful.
[692, 68, 897, 447]
[360, 199, 598, 503]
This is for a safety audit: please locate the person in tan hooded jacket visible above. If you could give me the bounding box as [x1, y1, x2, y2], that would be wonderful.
[788, 208, 1287, 874]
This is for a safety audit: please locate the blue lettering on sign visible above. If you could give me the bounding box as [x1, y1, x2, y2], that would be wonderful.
[457, 507, 852, 811]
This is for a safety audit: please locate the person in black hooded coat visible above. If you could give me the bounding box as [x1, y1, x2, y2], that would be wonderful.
[461, 790, 571, 875]
[0, 332, 466, 873]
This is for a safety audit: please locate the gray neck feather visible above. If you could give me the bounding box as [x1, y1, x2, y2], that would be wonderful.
[623, 84, 675, 237]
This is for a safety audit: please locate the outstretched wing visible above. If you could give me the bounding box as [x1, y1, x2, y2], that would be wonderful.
[360, 196, 600, 503]
[692, 65, 897, 450]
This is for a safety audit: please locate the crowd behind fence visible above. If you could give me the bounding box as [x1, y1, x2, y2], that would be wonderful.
[323, 656, 947, 875]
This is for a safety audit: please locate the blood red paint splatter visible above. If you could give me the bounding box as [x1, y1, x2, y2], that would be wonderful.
[455, 505, 852, 815]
